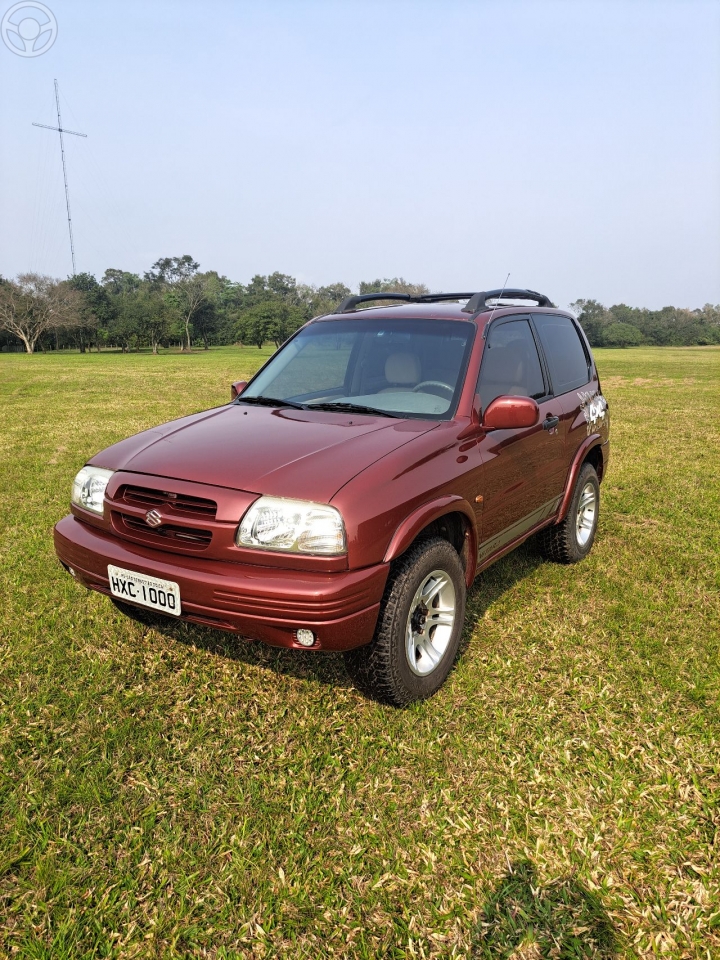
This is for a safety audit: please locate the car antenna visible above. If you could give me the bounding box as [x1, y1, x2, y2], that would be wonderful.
[487, 273, 510, 323]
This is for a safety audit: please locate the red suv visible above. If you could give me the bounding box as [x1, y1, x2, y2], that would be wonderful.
[55, 289, 610, 705]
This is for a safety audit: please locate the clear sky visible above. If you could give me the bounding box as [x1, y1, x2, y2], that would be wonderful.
[1, 0, 719, 310]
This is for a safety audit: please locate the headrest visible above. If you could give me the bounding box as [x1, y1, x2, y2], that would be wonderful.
[385, 352, 421, 385]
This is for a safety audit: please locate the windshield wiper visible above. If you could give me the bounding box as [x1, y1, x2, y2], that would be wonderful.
[238, 395, 306, 410]
[305, 401, 398, 418]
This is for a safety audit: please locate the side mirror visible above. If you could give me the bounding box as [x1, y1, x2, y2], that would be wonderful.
[231, 380, 248, 401]
[482, 395, 539, 430]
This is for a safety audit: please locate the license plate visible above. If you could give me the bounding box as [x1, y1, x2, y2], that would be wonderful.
[107, 564, 181, 616]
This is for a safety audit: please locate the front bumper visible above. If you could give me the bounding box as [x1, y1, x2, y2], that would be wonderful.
[54, 515, 388, 651]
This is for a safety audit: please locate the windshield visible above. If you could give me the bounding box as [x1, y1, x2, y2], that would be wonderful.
[241, 317, 475, 419]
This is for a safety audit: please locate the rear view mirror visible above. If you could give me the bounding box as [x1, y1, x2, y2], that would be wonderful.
[231, 380, 248, 400]
[482, 395, 539, 430]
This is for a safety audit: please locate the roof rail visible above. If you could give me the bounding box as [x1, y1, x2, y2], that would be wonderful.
[335, 288, 555, 315]
[416, 292, 479, 304]
[337, 291, 484, 313]
[461, 288, 555, 315]
[337, 293, 412, 312]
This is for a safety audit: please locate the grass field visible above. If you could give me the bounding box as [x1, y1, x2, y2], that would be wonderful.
[1, 345, 719, 958]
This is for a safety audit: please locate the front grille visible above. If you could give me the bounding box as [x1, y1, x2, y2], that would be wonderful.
[119, 513, 212, 548]
[119, 485, 217, 520]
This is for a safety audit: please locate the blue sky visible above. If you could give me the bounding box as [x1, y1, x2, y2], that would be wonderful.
[1, 0, 719, 309]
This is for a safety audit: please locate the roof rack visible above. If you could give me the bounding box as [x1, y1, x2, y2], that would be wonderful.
[461, 289, 555, 315]
[335, 289, 554, 315]
[337, 293, 413, 312]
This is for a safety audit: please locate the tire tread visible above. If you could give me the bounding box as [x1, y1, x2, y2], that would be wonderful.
[538, 462, 599, 564]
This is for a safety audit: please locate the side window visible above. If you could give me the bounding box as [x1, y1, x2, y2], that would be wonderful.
[532, 314, 591, 395]
[477, 319, 546, 411]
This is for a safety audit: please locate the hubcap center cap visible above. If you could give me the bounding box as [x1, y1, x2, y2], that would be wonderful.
[411, 603, 428, 634]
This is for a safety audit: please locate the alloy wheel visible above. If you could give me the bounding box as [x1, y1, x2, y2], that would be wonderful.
[576, 481, 597, 547]
[405, 569, 457, 676]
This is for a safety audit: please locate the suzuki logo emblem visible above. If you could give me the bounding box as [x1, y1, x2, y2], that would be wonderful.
[145, 509, 163, 528]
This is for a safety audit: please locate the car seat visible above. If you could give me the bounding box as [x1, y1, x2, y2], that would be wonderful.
[378, 352, 421, 392]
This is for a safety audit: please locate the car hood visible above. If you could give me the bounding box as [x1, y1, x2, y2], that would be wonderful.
[89, 403, 438, 502]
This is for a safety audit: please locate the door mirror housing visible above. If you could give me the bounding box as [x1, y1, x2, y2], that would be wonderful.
[482, 395, 539, 430]
[231, 380, 248, 401]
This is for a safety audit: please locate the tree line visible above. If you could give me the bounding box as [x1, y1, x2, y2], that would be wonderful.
[569, 299, 720, 348]
[0, 258, 718, 353]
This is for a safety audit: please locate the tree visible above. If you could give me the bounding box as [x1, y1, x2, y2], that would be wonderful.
[101, 270, 143, 352]
[268, 303, 306, 348]
[235, 303, 273, 348]
[135, 288, 169, 354]
[358, 277, 430, 298]
[602, 321, 644, 347]
[191, 271, 228, 349]
[570, 299, 610, 347]
[192, 298, 219, 350]
[145, 255, 210, 351]
[230, 272, 312, 348]
[297, 282, 352, 317]
[210, 278, 246, 345]
[0, 273, 83, 354]
[67, 272, 106, 352]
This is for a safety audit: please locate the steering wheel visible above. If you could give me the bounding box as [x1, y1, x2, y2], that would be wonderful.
[412, 380, 454, 398]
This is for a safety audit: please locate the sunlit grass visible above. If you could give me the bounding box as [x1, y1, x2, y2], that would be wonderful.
[1, 345, 719, 958]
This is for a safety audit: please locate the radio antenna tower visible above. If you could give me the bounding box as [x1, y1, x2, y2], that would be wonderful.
[32, 79, 87, 275]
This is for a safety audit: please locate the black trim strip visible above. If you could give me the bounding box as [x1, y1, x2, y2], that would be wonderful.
[477, 496, 562, 561]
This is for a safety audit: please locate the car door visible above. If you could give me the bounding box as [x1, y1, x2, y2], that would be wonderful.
[475, 316, 566, 563]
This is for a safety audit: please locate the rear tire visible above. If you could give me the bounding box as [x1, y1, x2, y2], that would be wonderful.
[344, 537, 466, 707]
[538, 462, 600, 564]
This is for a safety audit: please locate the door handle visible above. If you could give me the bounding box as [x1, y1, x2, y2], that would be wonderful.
[543, 415, 560, 430]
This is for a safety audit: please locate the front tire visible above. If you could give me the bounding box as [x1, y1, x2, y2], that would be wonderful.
[344, 537, 466, 707]
[538, 462, 600, 563]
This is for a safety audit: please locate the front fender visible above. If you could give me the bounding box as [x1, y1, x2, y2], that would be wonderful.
[383, 495, 478, 586]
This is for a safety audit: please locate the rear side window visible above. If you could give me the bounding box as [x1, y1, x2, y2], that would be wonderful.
[477, 318, 546, 411]
[532, 314, 591, 394]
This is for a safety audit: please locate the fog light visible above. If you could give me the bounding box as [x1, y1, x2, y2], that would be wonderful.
[68, 566, 76, 578]
[296, 629, 315, 647]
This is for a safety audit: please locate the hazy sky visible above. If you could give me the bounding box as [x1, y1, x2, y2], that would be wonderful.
[1, 0, 719, 309]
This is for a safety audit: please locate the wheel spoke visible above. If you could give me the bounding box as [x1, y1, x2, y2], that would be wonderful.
[428, 610, 454, 626]
[421, 576, 445, 606]
[417, 637, 441, 668]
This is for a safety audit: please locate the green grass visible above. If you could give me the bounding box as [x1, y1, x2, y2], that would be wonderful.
[1, 345, 719, 958]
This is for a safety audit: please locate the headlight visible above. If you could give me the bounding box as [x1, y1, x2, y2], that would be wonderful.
[71, 466, 114, 515]
[237, 496, 346, 555]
